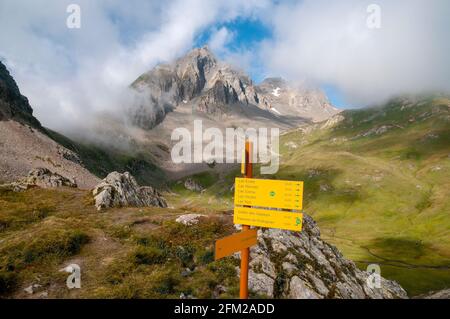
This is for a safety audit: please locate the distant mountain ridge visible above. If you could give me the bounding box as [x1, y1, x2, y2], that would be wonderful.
[257, 77, 339, 122]
[130, 47, 339, 129]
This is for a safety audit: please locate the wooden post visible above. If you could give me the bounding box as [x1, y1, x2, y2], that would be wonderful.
[240, 140, 253, 299]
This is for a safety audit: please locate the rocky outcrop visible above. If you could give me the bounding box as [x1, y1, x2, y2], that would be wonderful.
[129, 64, 180, 130]
[92, 171, 167, 211]
[2, 168, 77, 191]
[0, 61, 41, 128]
[246, 215, 407, 299]
[417, 289, 450, 299]
[184, 178, 203, 192]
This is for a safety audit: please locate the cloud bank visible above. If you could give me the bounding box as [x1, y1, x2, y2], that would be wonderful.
[263, 0, 450, 106]
[0, 0, 449, 133]
[0, 0, 270, 132]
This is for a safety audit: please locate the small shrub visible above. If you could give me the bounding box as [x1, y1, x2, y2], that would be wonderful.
[0, 271, 17, 295]
[132, 246, 166, 265]
[196, 249, 214, 265]
[174, 245, 195, 268]
[152, 270, 179, 295]
[1, 229, 90, 270]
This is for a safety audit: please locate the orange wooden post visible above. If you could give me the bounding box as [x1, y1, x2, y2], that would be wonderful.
[240, 140, 253, 299]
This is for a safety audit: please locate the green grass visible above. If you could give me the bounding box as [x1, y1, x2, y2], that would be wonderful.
[174, 96, 450, 296]
[271, 97, 450, 296]
[0, 187, 240, 298]
[1, 96, 448, 298]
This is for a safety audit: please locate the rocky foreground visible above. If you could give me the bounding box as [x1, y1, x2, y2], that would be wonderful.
[176, 214, 408, 299]
[247, 215, 407, 299]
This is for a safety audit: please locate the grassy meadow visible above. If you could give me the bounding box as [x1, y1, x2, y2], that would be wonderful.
[0, 97, 449, 298]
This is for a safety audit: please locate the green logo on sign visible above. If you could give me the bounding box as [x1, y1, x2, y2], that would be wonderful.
[296, 217, 301, 226]
[269, 191, 276, 197]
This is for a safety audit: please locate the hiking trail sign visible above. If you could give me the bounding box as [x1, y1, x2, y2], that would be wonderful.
[234, 207, 303, 232]
[214, 140, 304, 299]
[234, 178, 304, 232]
[234, 177, 303, 210]
[214, 228, 258, 260]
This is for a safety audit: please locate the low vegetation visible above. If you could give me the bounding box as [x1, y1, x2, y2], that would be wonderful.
[1, 97, 448, 298]
[168, 97, 450, 296]
[0, 187, 239, 298]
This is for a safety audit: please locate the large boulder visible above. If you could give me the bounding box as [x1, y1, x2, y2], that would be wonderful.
[92, 171, 167, 211]
[246, 215, 408, 299]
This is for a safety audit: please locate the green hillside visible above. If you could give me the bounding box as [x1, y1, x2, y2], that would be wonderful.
[273, 96, 450, 295]
[171, 96, 450, 296]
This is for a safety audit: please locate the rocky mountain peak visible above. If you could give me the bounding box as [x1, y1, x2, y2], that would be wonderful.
[129, 47, 339, 129]
[178, 46, 217, 66]
[0, 61, 41, 128]
[260, 77, 288, 89]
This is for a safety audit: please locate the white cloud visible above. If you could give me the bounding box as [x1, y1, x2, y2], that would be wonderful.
[0, 0, 271, 131]
[262, 0, 450, 107]
[1, 0, 447, 126]
[208, 27, 235, 53]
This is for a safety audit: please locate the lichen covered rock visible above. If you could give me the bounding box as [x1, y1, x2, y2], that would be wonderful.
[2, 167, 77, 191]
[175, 214, 206, 226]
[92, 171, 167, 211]
[246, 215, 408, 299]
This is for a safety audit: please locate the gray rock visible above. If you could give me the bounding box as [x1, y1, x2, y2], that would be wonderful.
[184, 178, 203, 192]
[416, 288, 450, 299]
[92, 171, 167, 211]
[175, 214, 205, 226]
[245, 214, 408, 299]
[248, 270, 274, 297]
[3, 168, 77, 191]
[289, 276, 321, 299]
[24, 283, 42, 295]
[56, 146, 82, 165]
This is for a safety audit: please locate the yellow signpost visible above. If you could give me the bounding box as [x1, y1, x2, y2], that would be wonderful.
[234, 207, 303, 232]
[234, 178, 303, 211]
[215, 228, 258, 260]
[214, 140, 305, 299]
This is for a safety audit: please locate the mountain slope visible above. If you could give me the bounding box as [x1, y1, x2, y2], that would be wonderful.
[176, 95, 450, 296]
[0, 61, 101, 188]
[274, 96, 450, 295]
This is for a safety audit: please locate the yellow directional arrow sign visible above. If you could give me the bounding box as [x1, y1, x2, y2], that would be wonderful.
[234, 207, 303, 232]
[215, 228, 258, 260]
[234, 178, 303, 210]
